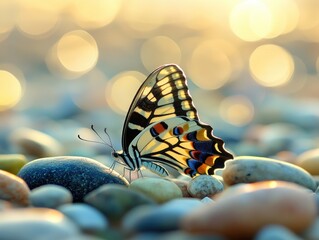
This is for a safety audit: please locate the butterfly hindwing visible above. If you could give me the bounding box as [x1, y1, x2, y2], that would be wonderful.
[128, 116, 233, 176]
[122, 64, 198, 152]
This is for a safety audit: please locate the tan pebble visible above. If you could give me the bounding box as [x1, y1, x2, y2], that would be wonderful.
[0, 154, 27, 175]
[181, 181, 316, 239]
[222, 156, 316, 191]
[296, 148, 319, 175]
[0, 170, 30, 206]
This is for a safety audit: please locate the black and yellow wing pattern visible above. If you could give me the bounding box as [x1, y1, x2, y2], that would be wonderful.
[116, 64, 233, 177]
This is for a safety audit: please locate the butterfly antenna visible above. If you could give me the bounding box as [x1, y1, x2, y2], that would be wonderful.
[78, 125, 113, 149]
[103, 128, 116, 152]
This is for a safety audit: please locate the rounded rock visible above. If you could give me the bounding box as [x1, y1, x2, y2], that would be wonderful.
[0, 154, 27, 175]
[187, 175, 223, 198]
[84, 184, 156, 222]
[18, 156, 128, 202]
[129, 177, 182, 203]
[0, 208, 80, 240]
[295, 148, 319, 175]
[0, 169, 29, 206]
[30, 184, 73, 208]
[181, 181, 316, 239]
[170, 179, 191, 197]
[255, 225, 302, 240]
[222, 156, 316, 191]
[58, 203, 108, 232]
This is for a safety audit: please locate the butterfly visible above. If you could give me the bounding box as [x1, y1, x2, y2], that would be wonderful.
[111, 64, 233, 177]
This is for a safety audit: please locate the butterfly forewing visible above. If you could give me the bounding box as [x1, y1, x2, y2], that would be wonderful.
[122, 64, 198, 152]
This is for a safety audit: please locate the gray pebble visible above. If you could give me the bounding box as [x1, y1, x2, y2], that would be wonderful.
[58, 203, 108, 232]
[187, 175, 224, 198]
[30, 184, 73, 208]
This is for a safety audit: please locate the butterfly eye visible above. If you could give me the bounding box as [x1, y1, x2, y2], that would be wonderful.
[112, 152, 119, 158]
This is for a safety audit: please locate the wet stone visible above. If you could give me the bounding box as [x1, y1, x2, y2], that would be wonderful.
[58, 203, 108, 232]
[30, 184, 73, 208]
[84, 184, 156, 222]
[129, 177, 183, 203]
[0, 169, 29, 206]
[18, 156, 128, 202]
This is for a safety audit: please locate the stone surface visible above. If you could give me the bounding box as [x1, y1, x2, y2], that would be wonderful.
[170, 179, 191, 197]
[129, 177, 183, 203]
[181, 181, 316, 239]
[10, 128, 64, 158]
[58, 203, 108, 232]
[123, 198, 202, 233]
[187, 175, 223, 198]
[222, 156, 316, 191]
[18, 156, 128, 202]
[0, 154, 27, 175]
[0, 169, 29, 206]
[302, 217, 319, 240]
[85, 184, 156, 222]
[0, 208, 80, 240]
[295, 148, 319, 175]
[255, 225, 302, 240]
[30, 184, 73, 208]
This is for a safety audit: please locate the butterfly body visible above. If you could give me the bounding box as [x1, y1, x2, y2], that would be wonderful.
[115, 64, 233, 177]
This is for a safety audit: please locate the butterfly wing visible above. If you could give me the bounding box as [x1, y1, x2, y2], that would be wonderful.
[122, 64, 198, 152]
[128, 116, 233, 176]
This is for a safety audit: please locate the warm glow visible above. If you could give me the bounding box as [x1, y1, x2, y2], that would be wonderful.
[0, 70, 22, 111]
[141, 36, 181, 71]
[70, 0, 122, 29]
[56, 30, 98, 75]
[106, 71, 146, 114]
[249, 44, 294, 87]
[188, 41, 232, 90]
[220, 95, 254, 126]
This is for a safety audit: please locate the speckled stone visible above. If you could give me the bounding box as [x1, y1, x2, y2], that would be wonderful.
[129, 177, 182, 203]
[84, 184, 156, 222]
[222, 156, 316, 191]
[0, 154, 27, 175]
[0, 169, 29, 206]
[181, 181, 316, 239]
[18, 156, 128, 202]
[0, 208, 80, 240]
[30, 184, 73, 208]
[170, 179, 191, 197]
[10, 128, 64, 158]
[187, 175, 223, 198]
[58, 203, 108, 232]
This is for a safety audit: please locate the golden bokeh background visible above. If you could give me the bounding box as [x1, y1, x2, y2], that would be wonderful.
[1, 0, 319, 154]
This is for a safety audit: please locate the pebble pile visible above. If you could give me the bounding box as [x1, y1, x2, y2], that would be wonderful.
[1, 127, 319, 239]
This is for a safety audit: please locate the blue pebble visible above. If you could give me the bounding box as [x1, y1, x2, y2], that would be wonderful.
[18, 156, 128, 202]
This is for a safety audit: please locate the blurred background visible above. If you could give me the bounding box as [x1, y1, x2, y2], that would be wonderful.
[1, 0, 319, 160]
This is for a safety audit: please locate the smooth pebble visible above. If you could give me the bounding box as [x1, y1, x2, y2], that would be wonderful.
[187, 175, 223, 198]
[30, 184, 73, 208]
[58, 203, 108, 232]
[0, 169, 29, 206]
[10, 128, 63, 158]
[222, 156, 316, 191]
[255, 225, 303, 240]
[123, 198, 202, 233]
[295, 148, 319, 175]
[302, 217, 319, 240]
[0, 154, 27, 175]
[18, 156, 128, 202]
[129, 177, 182, 203]
[84, 184, 156, 222]
[181, 181, 316, 239]
[130, 231, 225, 240]
[0, 208, 79, 240]
[170, 179, 191, 197]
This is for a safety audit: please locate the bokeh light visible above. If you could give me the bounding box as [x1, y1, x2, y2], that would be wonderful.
[56, 30, 98, 76]
[141, 36, 181, 72]
[0, 70, 22, 111]
[249, 44, 294, 87]
[70, 0, 122, 29]
[106, 71, 146, 115]
[220, 95, 254, 126]
[187, 41, 232, 90]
